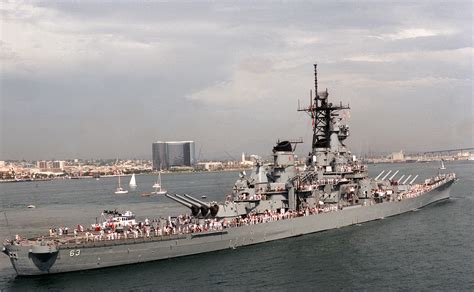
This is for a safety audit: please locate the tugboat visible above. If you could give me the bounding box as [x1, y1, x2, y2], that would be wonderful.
[2, 64, 456, 276]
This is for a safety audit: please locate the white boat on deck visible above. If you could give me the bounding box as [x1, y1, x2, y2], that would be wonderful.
[129, 174, 137, 188]
[91, 210, 137, 230]
[152, 171, 167, 195]
[114, 175, 128, 194]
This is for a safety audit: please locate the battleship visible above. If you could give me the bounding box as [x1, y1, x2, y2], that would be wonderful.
[2, 65, 456, 276]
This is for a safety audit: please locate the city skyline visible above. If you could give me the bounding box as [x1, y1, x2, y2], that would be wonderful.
[1, 1, 472, 160]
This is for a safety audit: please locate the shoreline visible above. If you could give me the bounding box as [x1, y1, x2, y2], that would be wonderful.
[0, 168, 252, 184]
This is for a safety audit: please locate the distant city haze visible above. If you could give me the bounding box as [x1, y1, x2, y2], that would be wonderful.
[1, 1, 472, 160]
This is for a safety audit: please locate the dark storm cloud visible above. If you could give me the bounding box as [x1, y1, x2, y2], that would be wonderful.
[0, 1, 472, 160]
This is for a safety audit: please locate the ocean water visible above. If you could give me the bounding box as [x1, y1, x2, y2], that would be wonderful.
[0, 161, 473, 291]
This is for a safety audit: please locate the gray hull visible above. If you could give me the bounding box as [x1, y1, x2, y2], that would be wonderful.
[6, 180, 453, 276]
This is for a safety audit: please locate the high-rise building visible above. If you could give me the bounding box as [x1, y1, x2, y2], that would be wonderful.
[152, 141, 195, 170]
[152, 142, 167, 170]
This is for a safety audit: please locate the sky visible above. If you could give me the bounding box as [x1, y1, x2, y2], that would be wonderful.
[0, 0, 472, 160]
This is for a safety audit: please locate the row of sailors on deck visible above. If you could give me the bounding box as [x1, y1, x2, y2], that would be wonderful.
[36, 203, 342, 244]
[49, 225, 84, 237]
[402, 174, 453, 199]
[238, 193, 265, 201]
[77, 205, 341, 242]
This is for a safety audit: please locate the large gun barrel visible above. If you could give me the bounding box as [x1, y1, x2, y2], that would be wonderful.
[389, 170, 400, 180]
[374, 170, 385, 180]
[183, 194, 219, 218]
[397, 175, 405, 183]
[409, 175, 419, 185]
[175, 194, 205, 217]
[175, 194, 200, 207]
[402, 175, 412, 185]
[165, 194, 192, 208]
[184, 194, 211, 216]
[184, 194, 210, 207]
[165, 194, 200, 216]
[381, 170, 392, 181]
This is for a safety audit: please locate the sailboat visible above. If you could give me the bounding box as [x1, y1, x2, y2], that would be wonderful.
[439, 160, 446, 170]
[152, 171, 167, 195]
[129, 174, 137, 189]
[114, 175, 128, 194]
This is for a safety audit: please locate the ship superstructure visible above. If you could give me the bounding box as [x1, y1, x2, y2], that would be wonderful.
[166, 64, 413, 218]
[2, 65, 456, 276]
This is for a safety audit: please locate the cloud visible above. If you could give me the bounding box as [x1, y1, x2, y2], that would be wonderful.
[344, 47, 472, 64]
[370, 28, 455, 40]
[0, 1, 472, 159]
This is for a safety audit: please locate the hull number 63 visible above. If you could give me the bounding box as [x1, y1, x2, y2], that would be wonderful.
[69, 249, 81, 257]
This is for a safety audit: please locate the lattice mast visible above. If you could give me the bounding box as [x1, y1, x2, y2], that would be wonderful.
[298, 64, 350, 153]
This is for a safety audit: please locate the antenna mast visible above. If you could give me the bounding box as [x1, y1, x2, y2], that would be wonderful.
[298, 64, 350, 153]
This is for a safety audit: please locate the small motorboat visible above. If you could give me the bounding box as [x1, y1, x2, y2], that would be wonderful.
[27, 205, 36, 209]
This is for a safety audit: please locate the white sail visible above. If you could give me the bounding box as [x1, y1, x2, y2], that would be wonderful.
[129, 174, 137, 187]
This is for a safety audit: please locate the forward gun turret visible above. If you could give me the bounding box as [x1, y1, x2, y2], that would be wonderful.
[165, 194, 201, 217]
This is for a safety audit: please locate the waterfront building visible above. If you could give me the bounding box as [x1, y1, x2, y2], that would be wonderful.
[195, 162, 223, 171]
[390, 150, 405, 162]
[52, 160, 65, 170]
[36, 160, 48, 169]
[152, 141, 195, 170]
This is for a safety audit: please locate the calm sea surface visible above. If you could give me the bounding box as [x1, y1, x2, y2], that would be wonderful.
[1, 161, 473, 291]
